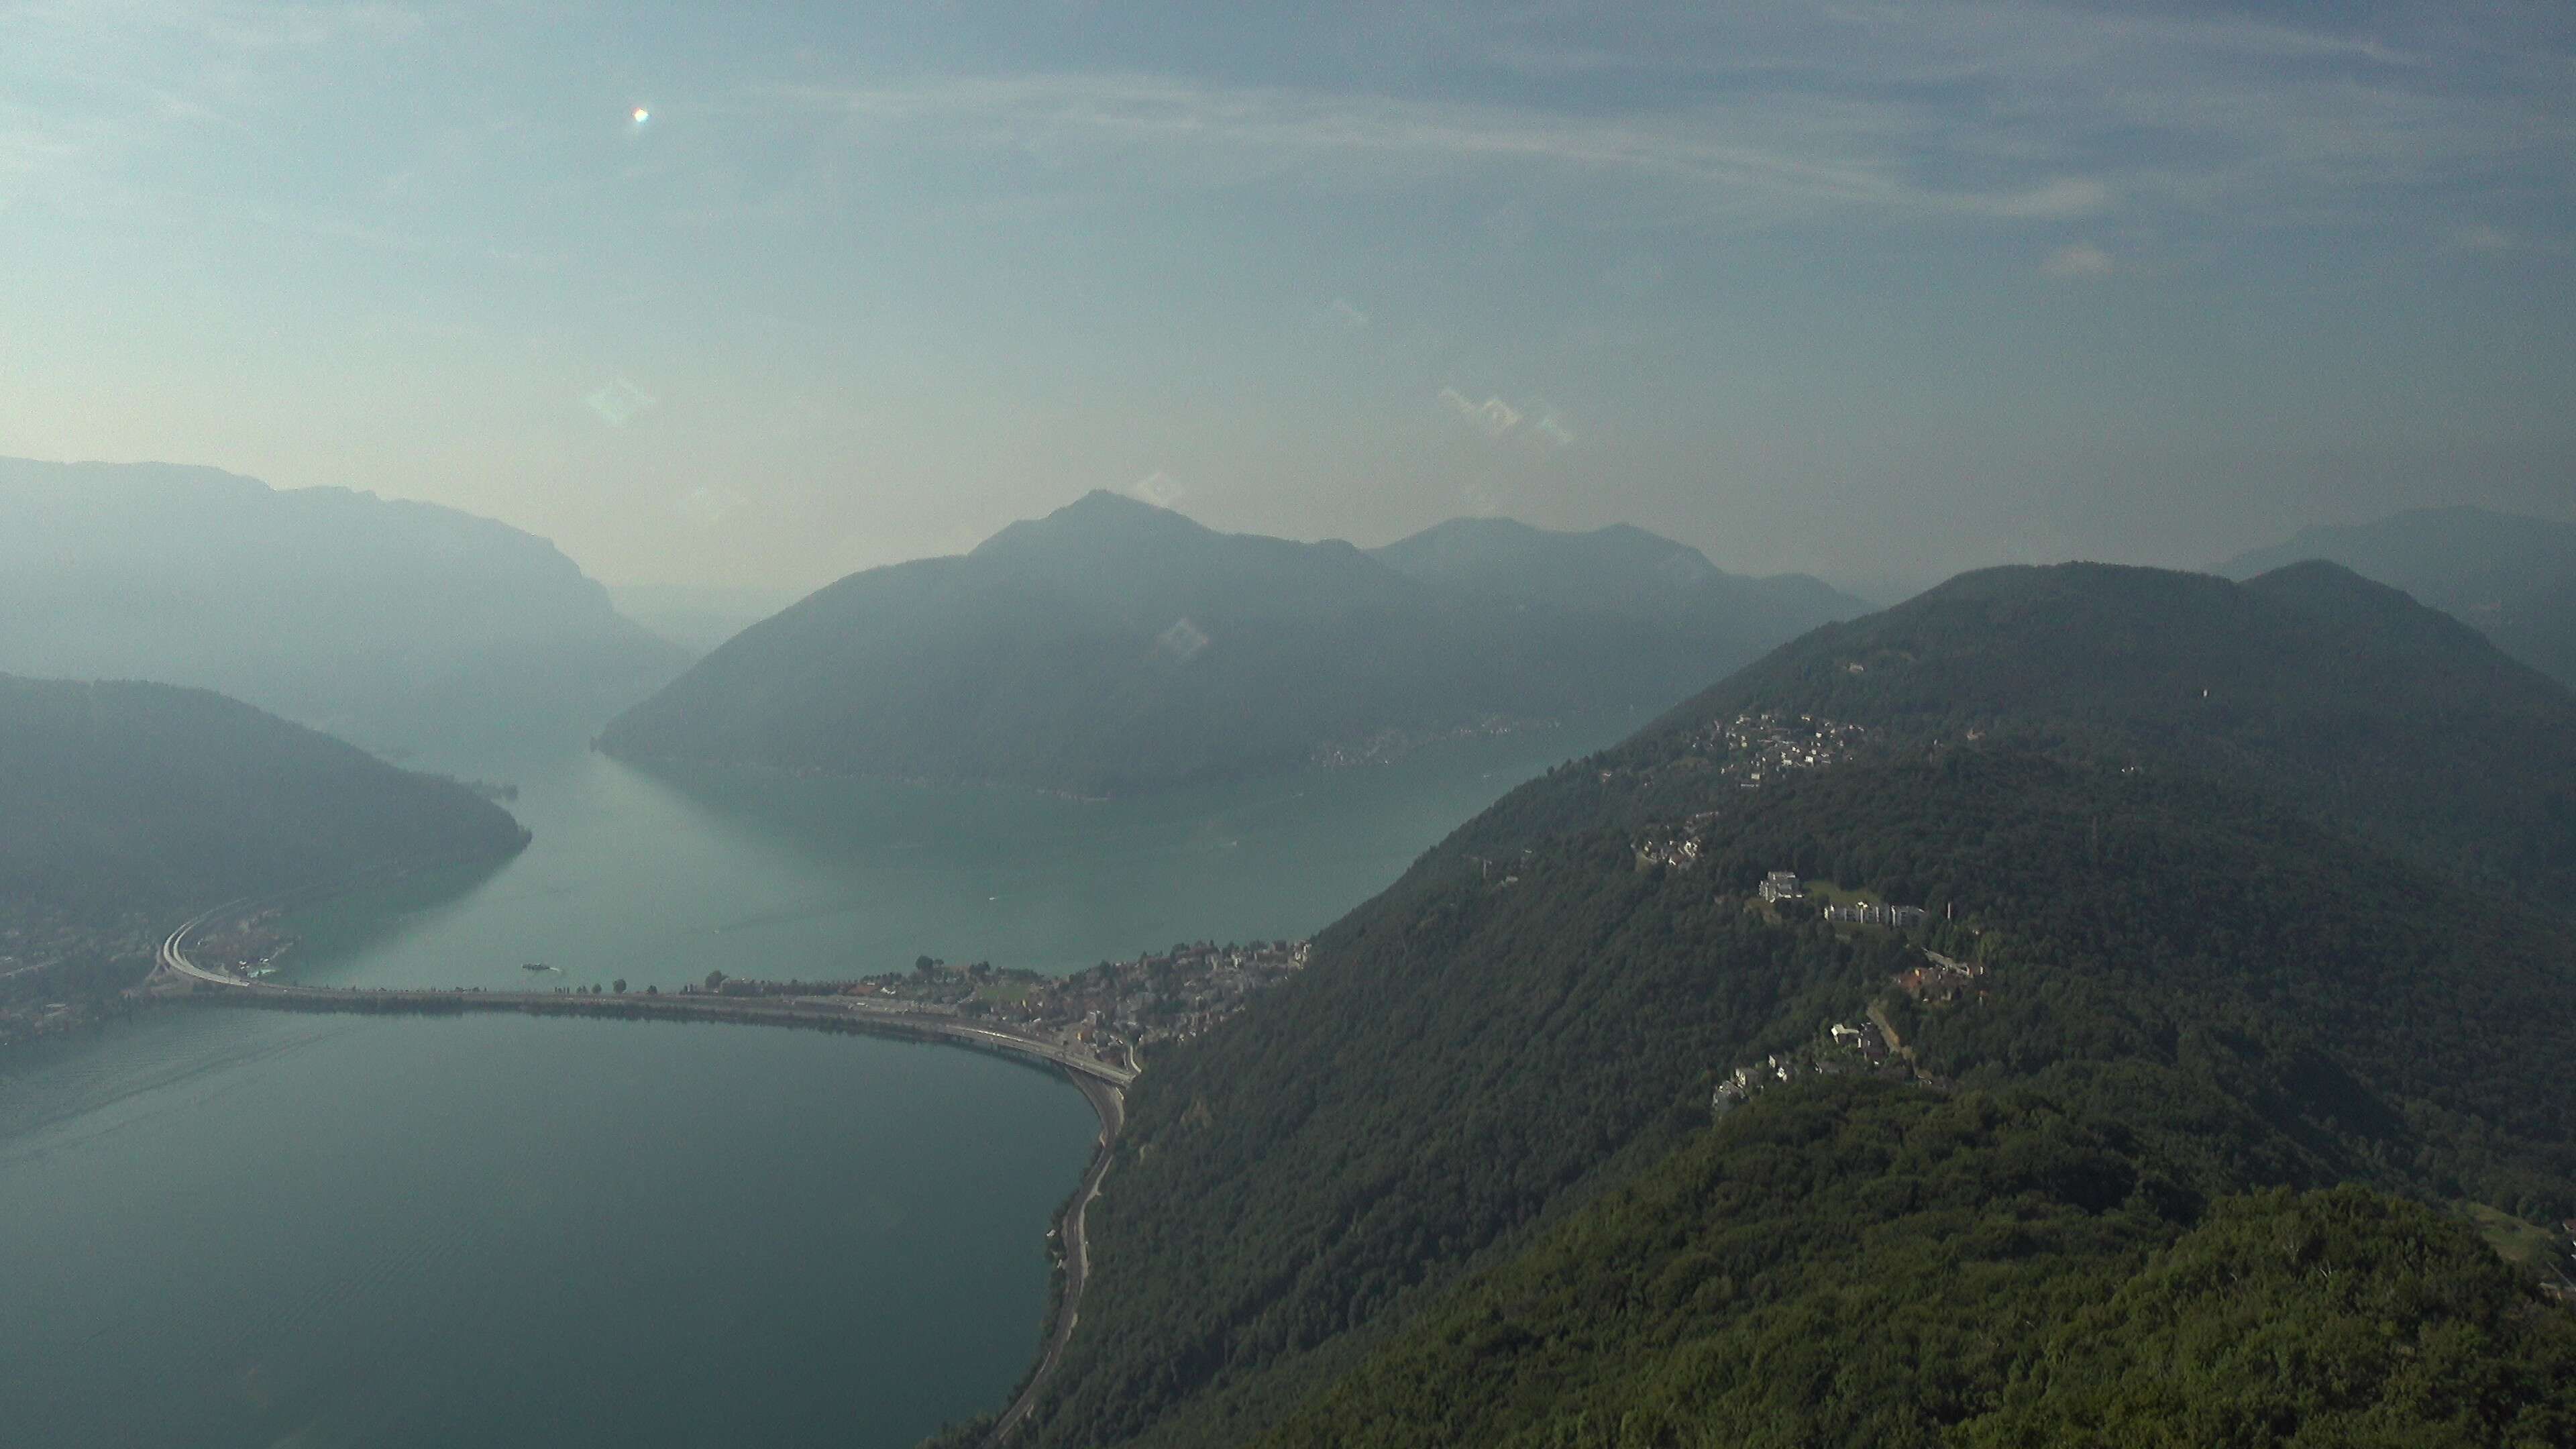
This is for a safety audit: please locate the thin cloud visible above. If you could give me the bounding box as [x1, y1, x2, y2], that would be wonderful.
[2041, 241, 2116, 279]
[766, 73, 2112, 226]
[1129, 470, 1186, 507]
[1440, 388, 1575, 447]
[755, 0, 2571, 240]
[672, 486, 745, 525]
[584, 379, 657, 427]
[1441, 388, 1523, 439]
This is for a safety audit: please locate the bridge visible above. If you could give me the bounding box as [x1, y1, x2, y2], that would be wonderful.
[155, 908, 1137, 1088]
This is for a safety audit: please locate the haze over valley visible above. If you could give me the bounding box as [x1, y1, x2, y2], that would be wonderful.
[7, 3, 2576, 1448]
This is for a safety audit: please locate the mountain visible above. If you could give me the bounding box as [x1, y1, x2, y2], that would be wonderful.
[2219, 505, 2576, 688]
[987, 561, 2576, 1449]
[1591, 559, 2576, 894]
[0, 459, 690, 762]
[600, 494, 1864, 795]
[0, 674, 529, 921]
[1373, 515, 1852, 632]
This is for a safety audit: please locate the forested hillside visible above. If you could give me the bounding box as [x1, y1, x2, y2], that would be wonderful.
[1000, 561, 2576, 1449]
[0, 675, 528, 918]
[1267, 1092, 2576, 1449]
[0, 458, 687, 761]
[1553, 561, 2576, 894]
[600, 493, 1860, 796]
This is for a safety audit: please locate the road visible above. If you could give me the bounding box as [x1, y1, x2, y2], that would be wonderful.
[987, 1068, 1126, 1444]
[155, 914, 1136, 1087]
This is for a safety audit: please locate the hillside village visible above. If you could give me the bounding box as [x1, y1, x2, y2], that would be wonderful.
[1713, 944, 1990, 1116]
[1624, 712, 1874, 868]
[1685, 710, 1872, 786]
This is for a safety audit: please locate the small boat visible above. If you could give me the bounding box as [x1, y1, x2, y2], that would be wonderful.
[521, 962, 556, 973]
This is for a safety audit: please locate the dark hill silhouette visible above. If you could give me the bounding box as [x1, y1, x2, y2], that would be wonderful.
[600, 493, 1862, 795]
[2219, 504, 2576, 688]
[0, 674, 527, 919]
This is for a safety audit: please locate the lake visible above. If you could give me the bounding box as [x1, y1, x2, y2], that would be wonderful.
[0, 724, 1627, 1449]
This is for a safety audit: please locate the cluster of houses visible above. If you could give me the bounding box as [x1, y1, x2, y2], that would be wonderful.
[833, 938, 1313, 1072]
[1710, 945, 1996, 1116]
[1687, 710, 1872, 788]
[1635, 835, 1703, 871]
[1826, 902, 1928, 928]
[1712, 1014, 1900, 1114]
[1758, 871, 1929, 929]
[0, 905, 158, 1046]
[1894, 951, 1988, 1004]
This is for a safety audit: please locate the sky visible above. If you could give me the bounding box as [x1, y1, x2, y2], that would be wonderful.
[2, 0, 2571, 598]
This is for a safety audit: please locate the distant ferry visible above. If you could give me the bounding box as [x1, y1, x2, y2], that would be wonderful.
[521, 962, 555, 973]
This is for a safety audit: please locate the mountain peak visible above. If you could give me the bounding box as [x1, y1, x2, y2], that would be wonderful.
[969, 490, 1216, 564]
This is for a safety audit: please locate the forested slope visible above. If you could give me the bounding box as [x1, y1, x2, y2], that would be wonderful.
[1479, 561, 2576, 893]
[0, 674, 529, 918]
[1266, 1089, 2576, 1449]
[602, 493, 1859, 796]
[1003, 561, 2576, 1449]
[2221, 505, 2576, 689]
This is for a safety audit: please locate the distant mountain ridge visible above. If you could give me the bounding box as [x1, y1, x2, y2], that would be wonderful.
[600, 492, 1865, 795]
[2218, 505, 2576, 688]
[0, 458, 688, 762]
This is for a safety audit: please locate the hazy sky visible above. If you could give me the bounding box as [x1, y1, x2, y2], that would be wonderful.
[3, 1, 2570, 595]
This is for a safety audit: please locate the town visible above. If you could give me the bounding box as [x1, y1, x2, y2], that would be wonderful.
[678, 938, 1313, 1074]
[0, 904, 158, 1046]
[1311, 714, 1556, 770]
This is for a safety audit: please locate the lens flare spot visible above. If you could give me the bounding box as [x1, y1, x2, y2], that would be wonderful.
[631, 107, 650, 125]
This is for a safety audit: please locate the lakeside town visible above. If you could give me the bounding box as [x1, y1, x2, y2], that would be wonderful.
[4, 890, 1311, 1072]
[1311, 714, 1560, 770]
[0, 906, 157, 1046]
[680, 938, 1311, 1075]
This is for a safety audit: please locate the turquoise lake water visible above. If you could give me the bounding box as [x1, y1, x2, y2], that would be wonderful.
[0, 724, 1628, 1449]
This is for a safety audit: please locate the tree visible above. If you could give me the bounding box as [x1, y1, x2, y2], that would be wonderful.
[916, 955, 937, 978]
[612, 978, 627, 994]
[705, 969, 727, 992]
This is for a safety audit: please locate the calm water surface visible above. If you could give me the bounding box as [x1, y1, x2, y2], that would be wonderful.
[1, 727, 1628, 1449]
[284, 733, 1623, 993]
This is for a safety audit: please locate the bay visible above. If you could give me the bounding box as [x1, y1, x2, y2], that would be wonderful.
[0, 722, 1629, 1448]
